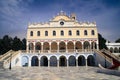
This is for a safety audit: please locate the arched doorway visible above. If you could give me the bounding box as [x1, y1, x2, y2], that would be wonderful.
[78, 55, 85, 66]
[22, 56, 29, 67]
[87, 55, 95, 66]
[40, 56, 48, 66]
[67, 41, 74, 52]
[43, 42, 49, 53]
[31, 56, 39, 66]
[83, 41, 90, 51]
[59, 41, 66, 52]
[68, 56, 76, 66]
[50, 56, 57, 66]
[59, 56, 67, 66]
[35, 42, 41, 50]
[29, 43, 34, 50]
[110, 47, 114, 53]
[51, 42, 57, 52]
[75, 41, 82, 52]
[114, 47, 118, 53]
[91, 42, 97, 49]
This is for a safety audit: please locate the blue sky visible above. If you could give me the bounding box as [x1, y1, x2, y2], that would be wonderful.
[0, 0, 120, 42]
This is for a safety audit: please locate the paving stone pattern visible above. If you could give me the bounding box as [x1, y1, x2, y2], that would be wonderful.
[0, 67, 120, 80]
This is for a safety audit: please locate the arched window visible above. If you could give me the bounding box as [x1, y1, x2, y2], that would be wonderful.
[53, 31, 56, 36]
[76, 30, 80, 36]
[37, 31, 40, 36]
[45, 31, 48, 36]
[61, 30, 64, 36]
[30, 31, 33, 36]
[84, 30, 87, 35]
[91, 30, 95, 35]
[69, 30, 72, 36]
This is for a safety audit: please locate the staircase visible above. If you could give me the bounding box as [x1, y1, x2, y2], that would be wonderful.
[0, 50, 20, 69]
[94, 49, 120, 69]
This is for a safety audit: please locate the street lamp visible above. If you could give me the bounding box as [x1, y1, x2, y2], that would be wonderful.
[9, 53, 12, 70]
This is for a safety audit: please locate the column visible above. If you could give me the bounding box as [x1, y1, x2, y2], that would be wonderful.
[57, 60, 59, 67]
[74, 42, 75, 52]
[66, 42, 68, 53]
[57, 42, 59, 53]
[28, 60, 31, 67]
[39, 60, 40, 67]
[67, 59, 68, 67]
[82, 42, 84, 52]
[41, 42, 43, 53]
[26, 41, 29, 53]
[49, 42, 51, 53]
[33, 42, 35, 52]
[76, 59, 78, 67]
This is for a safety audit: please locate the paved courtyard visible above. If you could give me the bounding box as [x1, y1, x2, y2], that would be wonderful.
[0, 67, 120, 80]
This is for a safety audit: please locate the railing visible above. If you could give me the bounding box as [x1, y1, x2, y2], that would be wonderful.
[93, 49, 113, 63]
[100, 49, 120, 61]
[20, 49, 94, 54]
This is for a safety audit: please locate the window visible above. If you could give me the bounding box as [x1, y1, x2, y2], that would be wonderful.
[61, 30, 64, 36]
[91, 30, 95, 35]
[76, 30, 80, 36]
[53, 31, 56, 36]
[69, 30, 72, 36]
[37, 31, 40, 36]
[84, 30, 87, 35]
[45, 31, 48, 36]
[30, 31, 33, 36]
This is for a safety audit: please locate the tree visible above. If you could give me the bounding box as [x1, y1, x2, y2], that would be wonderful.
[115, 38, 120, 43]
[98, 33, 107, 50]
[21, 38, 26, 50]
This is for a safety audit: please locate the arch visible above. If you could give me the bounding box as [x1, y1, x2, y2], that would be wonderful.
[22, 56, 29, 67]
[87, 55, 95, 66]
[83, 41, 90, 51]
[114, 47, 118, 53]
[31, 56, 39, 66]
[67, 41, 74, 52]
[59, 56, 67, 66]
[50, 56, 57, 66]
[35, 42, 41, 50]
[29, 43, 34, 50]
[59, 41, 66, 52]
[43, 42, 49, 52]
[40, 56, 48, 66]
[110, 47, 114, 53]
[78, 55, 85, 66]
[91, 42, 97, 49]
[119, 47, 120, 53]
[75, 41, 82, 52]
[68, 56, 76, 66]
[51, 42, 57, 52]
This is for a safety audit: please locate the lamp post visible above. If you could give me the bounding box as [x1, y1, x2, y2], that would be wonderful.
[9, 53, 12, 70]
